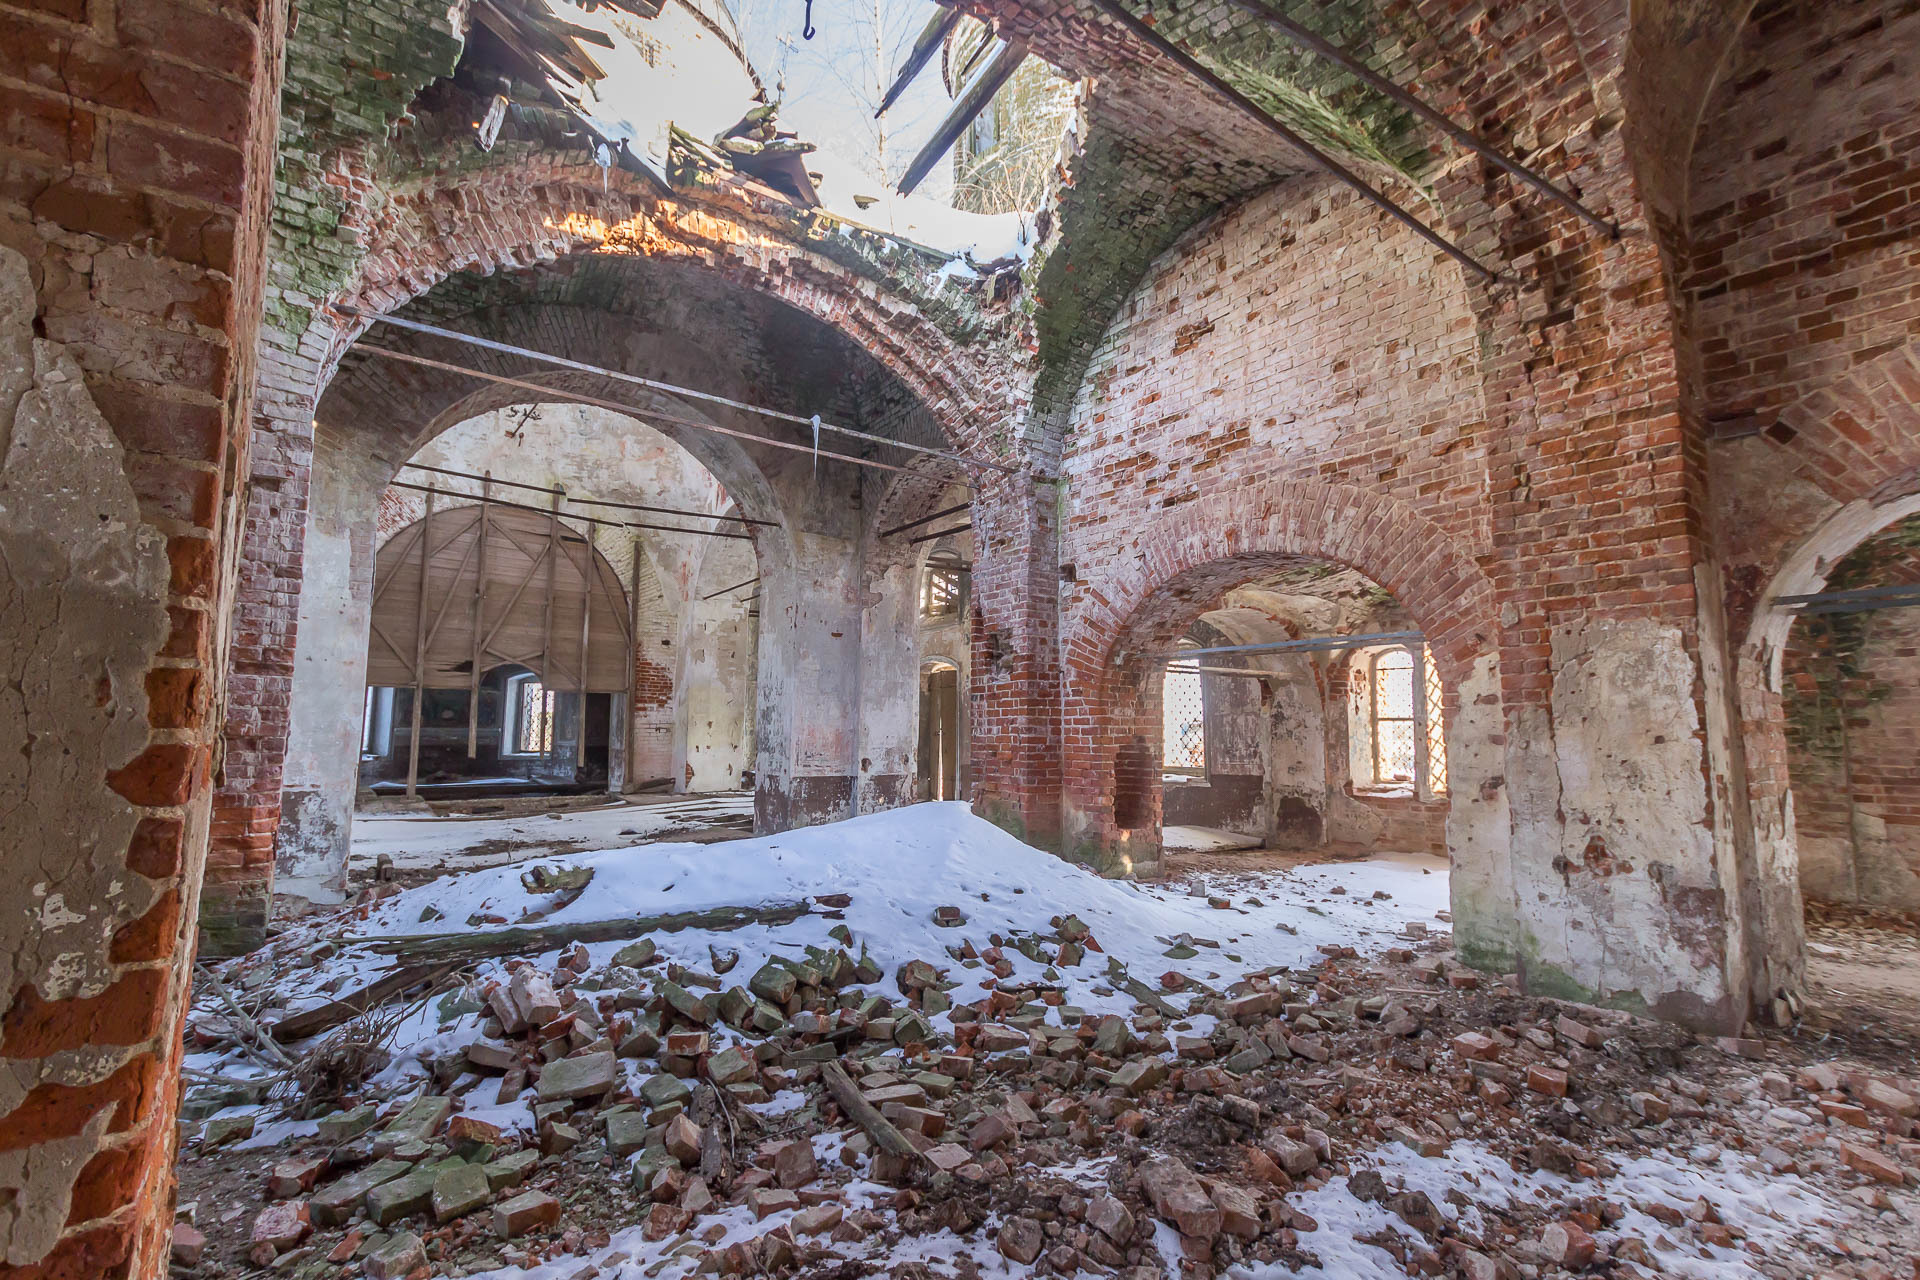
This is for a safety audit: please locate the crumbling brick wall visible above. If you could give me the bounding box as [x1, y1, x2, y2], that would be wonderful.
[0, 0, 285, 1272]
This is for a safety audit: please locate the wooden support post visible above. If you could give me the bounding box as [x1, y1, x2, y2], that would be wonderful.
[542, 485, 562, 766]
[576, 537, 592, 772]
[406, 486, 435, 798]
[627, 537, 642, 793]
[467, 474, 491, 757]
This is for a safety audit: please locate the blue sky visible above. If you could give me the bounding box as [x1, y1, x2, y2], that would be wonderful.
[727, 0, 960, 200]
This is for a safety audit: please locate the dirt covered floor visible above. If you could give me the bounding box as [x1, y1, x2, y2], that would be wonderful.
[177, 809, 1920, 1280]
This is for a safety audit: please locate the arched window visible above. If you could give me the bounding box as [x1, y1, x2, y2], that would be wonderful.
[1371, 649, 1416, 784]
[920, 551, 966, 620]
[1163, 644, 1207, 775]
[501, 670, 555, 757]
[1349, 646, 1448, 797]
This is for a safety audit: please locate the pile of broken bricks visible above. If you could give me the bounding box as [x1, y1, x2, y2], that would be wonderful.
[179, 900, 1920, 1279]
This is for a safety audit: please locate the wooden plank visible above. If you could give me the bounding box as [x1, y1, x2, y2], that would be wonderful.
[468, 486, 490, 757]
[353, 900, 814, 962]
[369, 522, 424, 611]
[406, 487, 434, 798]
[821, 1060, 921, 1160]
[269, 963, 459, 1042]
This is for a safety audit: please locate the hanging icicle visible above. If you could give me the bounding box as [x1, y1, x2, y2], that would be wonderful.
[810, 414, 822, 480]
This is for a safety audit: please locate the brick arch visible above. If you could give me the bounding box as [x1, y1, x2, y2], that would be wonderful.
[1729, 489, 1920, 1007]
[316, 154, 1019, 463]
[1072, 481, 1499, 692]
[1057, 480, 1504, 877]
[1760, 341, 1920, 509]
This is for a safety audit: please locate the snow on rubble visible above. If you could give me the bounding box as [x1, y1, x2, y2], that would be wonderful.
[348, 801, 1448, 978]
[177, 805, 1919, 1280]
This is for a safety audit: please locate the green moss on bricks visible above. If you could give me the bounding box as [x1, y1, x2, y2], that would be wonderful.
[1451, 934, 1516, 975]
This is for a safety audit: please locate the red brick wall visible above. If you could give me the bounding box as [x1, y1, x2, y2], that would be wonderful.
[200, 155, 1029, 937]
[0, 0, 285, 1271]
[1687, 0, 1920, 506]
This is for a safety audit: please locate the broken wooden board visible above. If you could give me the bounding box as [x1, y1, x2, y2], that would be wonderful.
[269, 962, 459, 1042]
[351, 900, 814, 964]
[820, 1060, 920, 1161]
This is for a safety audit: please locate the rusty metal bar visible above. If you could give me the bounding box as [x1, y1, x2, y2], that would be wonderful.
[908, 523, 973, 546]
[340, 306, 1016, 474]
[1220, 0, 1619, 237]
[1086, 0, 1501, 283]
[355, 346, 918, 477]
[401, 460, 775, 526]
[882, 502, 971, 538]
[387, 480, 753, 540]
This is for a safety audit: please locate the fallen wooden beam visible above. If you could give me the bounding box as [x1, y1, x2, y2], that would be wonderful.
[1106, 958, 1181, 1018]
[820, 1060, 920, 1160]
[349, 900, 815, 963]
[269, 962, 459, 1042]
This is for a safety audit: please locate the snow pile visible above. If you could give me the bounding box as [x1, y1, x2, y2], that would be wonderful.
[344, 802, 1448, 1026]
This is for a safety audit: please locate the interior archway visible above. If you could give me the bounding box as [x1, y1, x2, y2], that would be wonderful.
[360, 503, 631, 798]
[1742, 497, 1920, 1034]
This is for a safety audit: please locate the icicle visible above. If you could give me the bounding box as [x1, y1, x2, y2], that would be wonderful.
[810, 414, 822, 480]
[595, 142, 612, 191]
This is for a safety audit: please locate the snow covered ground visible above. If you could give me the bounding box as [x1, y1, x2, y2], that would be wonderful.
[183, 803, 1912, 1280]
[324, 803, 1450, 1029]
[348, 792, 754, 874]
[1163, 825, 1266, 854]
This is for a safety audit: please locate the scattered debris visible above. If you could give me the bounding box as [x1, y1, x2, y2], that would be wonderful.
[178, 809, 1920, 1279]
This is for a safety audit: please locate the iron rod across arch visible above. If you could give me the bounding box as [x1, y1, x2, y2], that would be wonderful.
[337, 305, 1016, 475]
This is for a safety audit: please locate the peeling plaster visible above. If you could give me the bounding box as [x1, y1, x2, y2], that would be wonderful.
[1511, 617, 1737, 1030]
[0, 243, 171, 1263]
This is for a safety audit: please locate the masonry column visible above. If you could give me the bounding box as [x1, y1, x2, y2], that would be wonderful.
[200, 337, 327, 949]
[271, 425, 388, 908]
[754, 530, 865, 831]
[1463, 204, 1761, 1029]
[0, 0, 286, 1272]
[967, 472, 1064, 850]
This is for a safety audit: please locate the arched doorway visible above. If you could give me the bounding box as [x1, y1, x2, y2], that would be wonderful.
[360, 503, 631, 797]
[918, 659, 964, 800]
[1744, 500, 1920, 1032]
[1125, 567, 1453, 872]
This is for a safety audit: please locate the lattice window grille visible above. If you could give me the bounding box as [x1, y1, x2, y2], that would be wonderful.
[921, 563, 964, 619]
[1372, 648, 1416, 784]
[515, 678, 555, 755]
[1163, 664, 1206, 773]
[1423, 649, 1449, 795]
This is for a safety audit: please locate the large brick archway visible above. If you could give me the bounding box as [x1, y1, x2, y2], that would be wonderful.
[1054, 480, 1517, 966]
[204, 161, 1030, 946]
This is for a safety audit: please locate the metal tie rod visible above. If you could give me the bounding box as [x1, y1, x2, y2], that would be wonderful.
[1155, 630, 1424, 662]
[1778, 585, 1920, 616]
[1221, 0, 1618, 238]
[336, 306, 1016, 475]
[701, 575, 760, 601]
[351, 345, 912, 475]
[387, 480, 754, 539]
[400, 461, 776, 527]
[1086, 0, 1500, 284]
[882, 501, 972, 538]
